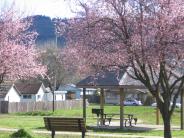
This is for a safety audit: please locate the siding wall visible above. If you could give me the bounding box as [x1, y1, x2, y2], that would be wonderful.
[4, 86, 21, 102]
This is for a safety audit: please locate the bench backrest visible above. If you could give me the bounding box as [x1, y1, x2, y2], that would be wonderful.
[44, 117, 86, 132]
[92, 108, 103, 117]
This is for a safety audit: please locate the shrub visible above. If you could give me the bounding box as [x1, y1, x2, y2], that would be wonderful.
[10, 129, 33, 138]
[16, 111, 53, 116]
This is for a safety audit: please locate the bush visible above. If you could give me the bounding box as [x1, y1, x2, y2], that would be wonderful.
[16, 111, 53, 116]
[10, 129, 33, 138]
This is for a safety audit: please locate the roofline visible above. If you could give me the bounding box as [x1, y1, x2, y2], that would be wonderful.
[76, 84, 146, 89]
[77, 84, 180, 89]
[13, 83, 43, 95]
[12, 84, 21, 96]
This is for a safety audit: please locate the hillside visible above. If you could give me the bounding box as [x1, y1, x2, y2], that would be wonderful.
[29, 15, 66, 47]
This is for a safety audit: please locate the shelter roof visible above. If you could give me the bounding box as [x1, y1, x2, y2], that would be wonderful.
[77, 68, 145, 89]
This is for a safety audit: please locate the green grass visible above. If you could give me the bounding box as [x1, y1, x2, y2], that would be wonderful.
[0, 130, 184, 138]
[0, 104, 182, 137]
[0, 131, 50, 138]
[0, 105, 181, 129]
[0, 132, 135, 138]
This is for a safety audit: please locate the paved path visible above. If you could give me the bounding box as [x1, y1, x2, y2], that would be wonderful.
[90, 121, 180, 131]
[0, 127, 163, 138]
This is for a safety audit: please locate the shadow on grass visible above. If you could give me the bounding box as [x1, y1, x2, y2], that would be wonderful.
[35, 127, 45, 130]
[87, 126, 152, 134]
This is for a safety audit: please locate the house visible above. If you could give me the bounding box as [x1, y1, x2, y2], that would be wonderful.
[105, 89, 147, 105]
[54, 84, 81, 101]
[80, 88, 98, 103]
[54, 89, 67, 101]
[80, 88, 97, 96]
[0, 82, 52, 102]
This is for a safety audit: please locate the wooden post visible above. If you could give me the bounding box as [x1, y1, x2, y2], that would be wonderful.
[51, 130, 55, 138]
[100, 88, 104, 125]
[52, 91, 55, 112]
[120, 88, 125, 129]
[156, 106, 160, 125]
[83, 88, 86, 123]
[181, 89, 184, 130]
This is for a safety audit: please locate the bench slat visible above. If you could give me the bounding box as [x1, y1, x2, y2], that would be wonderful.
[45, 122, 84, 126]
[46, 127, 85, 131]
[45, 124, 86, 128]
[44, 117, 83, 120]
[44, 121, 85, 124]
[44, 120, 85, 123]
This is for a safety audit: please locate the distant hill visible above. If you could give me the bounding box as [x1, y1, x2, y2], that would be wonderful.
[28, 15, 66, 47]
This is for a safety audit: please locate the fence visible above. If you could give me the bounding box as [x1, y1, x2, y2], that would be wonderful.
[0, 100, 86, 113]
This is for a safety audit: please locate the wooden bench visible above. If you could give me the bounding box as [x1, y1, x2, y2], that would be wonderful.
[44, 117, 86, 138]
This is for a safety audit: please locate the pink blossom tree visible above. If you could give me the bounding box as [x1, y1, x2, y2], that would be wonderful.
[64, 0, 184, 138]
[0, 9, 46, 84]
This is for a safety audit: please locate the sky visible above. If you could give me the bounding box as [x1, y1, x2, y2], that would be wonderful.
[0, 0, 77, 18]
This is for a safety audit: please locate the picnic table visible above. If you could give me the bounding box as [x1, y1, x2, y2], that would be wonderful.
[104, 113, 137, 127]
[92, 108, 137, 127]
[92, 108, 112, 126]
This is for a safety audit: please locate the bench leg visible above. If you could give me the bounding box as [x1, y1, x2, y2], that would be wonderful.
[82, 131, 85, 138]
[108, 118, 112, 125]
[129, 119, 132, 127]
[125, 120, 127, 127]
[134, 118, 137, 125]
[51, 130, 55, 138]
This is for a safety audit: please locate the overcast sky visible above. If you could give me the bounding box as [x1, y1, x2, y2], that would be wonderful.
[0, 0, 76, 18]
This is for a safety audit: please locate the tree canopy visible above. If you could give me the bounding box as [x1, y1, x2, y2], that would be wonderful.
[63, 0, 184, 138]
[0, 8, 46, 83]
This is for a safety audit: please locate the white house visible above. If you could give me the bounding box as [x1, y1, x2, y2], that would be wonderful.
[54, 84, 81, 101]
[4, 85, 21, 102]
[54, 90, 67, 101]
[0, 82, 52, 102]
[80, 88, 96, 97]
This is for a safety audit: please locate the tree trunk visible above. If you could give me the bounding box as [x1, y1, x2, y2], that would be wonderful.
[163, 118, 171, 138]
[162, 112, 172, 138]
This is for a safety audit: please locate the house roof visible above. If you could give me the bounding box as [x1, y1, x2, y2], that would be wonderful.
[14, 82, 43, 95]
[57, 84, 81, 92]
[0, 84, 12, 98]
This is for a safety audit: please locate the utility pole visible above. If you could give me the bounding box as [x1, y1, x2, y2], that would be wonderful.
[52, 90, 55, 112]
[52, 75, 57, 112]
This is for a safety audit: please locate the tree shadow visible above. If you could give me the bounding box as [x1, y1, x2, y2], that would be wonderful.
[87, 125, 152, 134]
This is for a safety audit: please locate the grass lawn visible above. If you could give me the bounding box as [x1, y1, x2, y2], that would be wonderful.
[0, 131, 143, 138]
[0, 104, 182, 137]
[0, 130, 184, 138]
[0, 131, 50, 138]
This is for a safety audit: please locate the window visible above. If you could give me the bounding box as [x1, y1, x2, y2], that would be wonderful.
[37, 95, 41, 99]
[23, 95, 32, 99]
